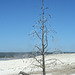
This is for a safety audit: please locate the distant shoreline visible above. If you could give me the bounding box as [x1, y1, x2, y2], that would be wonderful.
[0, 52, 75, 61]
[0, 52, 75, 57]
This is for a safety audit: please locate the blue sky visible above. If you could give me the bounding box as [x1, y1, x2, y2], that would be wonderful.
[0, 0, 75, 52]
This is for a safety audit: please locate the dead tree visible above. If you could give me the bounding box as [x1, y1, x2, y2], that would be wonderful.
[32, 0, 55, 75]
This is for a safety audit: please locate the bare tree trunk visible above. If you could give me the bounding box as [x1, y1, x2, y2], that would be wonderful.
[42, 0, 45, 75]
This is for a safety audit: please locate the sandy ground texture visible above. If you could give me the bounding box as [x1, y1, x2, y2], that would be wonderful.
[0, 53, 75, 75]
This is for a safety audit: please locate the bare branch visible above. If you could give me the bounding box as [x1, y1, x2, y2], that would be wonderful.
[48, 27, 57, 34]
[46, 58, 64, 64]
[45, 7, 49, 10]
[35, 45, 42, 52]
[44, 44, 48, 49]
[44, 26, 48, 49]
[32, 64, 43, 68]
[34, 30, 42, 40]
[34, 56, 43, 67]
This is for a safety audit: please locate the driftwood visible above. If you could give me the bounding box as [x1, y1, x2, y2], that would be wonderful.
[19, 71, 29, 75]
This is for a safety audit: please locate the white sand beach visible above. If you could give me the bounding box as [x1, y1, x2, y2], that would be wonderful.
[0, 53, 75, 75]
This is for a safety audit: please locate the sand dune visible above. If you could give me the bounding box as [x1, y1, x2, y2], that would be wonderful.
[0, 53, 75, 75]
